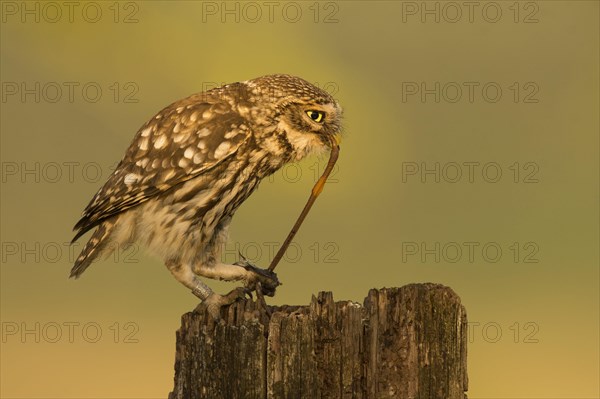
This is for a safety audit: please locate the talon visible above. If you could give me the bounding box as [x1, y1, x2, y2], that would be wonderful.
[246, 267, 280, 297]
[234, 251, 252, 267]
[225, 286, 252, 302]
[247, 265, 280, 297]
[194, 288, 250, 321]
[255, 282, 272, 318]
[234, 253, 280, 297]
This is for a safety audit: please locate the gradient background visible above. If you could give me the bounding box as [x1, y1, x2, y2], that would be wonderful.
[1, 1, 598, 398]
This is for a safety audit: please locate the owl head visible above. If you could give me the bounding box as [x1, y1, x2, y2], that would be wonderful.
[246, 74, 343, 159]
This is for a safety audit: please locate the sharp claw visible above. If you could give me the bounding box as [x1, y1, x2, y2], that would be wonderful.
[234, 251, 253, 267]
[233, 252, 280, 296]
[227, 287, 251, 303]
[255, 282, 272, 317]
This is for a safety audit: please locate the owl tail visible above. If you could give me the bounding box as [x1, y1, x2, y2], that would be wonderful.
[70, 220, 115, 278]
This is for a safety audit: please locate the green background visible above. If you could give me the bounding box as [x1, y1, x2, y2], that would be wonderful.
[1, 1, 598, 397]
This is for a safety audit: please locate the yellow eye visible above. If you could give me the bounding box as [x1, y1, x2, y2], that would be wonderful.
[306, 110, 325, 123]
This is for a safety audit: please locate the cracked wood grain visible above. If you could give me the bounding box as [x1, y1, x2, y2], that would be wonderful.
[169, 283, 468, 399]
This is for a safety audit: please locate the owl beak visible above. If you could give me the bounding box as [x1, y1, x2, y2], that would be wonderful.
[328, 132, 342, 148]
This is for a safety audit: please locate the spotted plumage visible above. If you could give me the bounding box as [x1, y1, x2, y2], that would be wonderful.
[70, 74, 342, 318]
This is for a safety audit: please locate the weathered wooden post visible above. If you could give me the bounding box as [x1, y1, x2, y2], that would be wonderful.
[169, 283, 468, 399]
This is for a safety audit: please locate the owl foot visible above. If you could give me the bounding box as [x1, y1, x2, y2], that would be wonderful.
[194, 287, 252, 321]
[234, 255, 280, 297]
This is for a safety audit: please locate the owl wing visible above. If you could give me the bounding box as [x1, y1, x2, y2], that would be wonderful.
[72, 94, 251, 242]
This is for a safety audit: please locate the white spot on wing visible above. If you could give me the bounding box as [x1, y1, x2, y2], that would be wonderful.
[184, 147, 195, 159]
[124, 173, 141, 185]
[161, 170, 176, 181]
[136, 158, 149, 168]
[173, 134, 185, 143]
[224, 130, 239, 139]
[214, 142, 231, 158]
[154, 135, 167, 149]
[197, 128, 211, 137]
[139, 138, 149, 151]
[178, 158, 190, 168]
[141, 127, 152, 137]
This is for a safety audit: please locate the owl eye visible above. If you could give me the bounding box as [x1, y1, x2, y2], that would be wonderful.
[306, 110, 325, 123]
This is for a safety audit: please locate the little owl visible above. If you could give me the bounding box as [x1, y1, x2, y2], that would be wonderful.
[70, 74, 342, 318]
